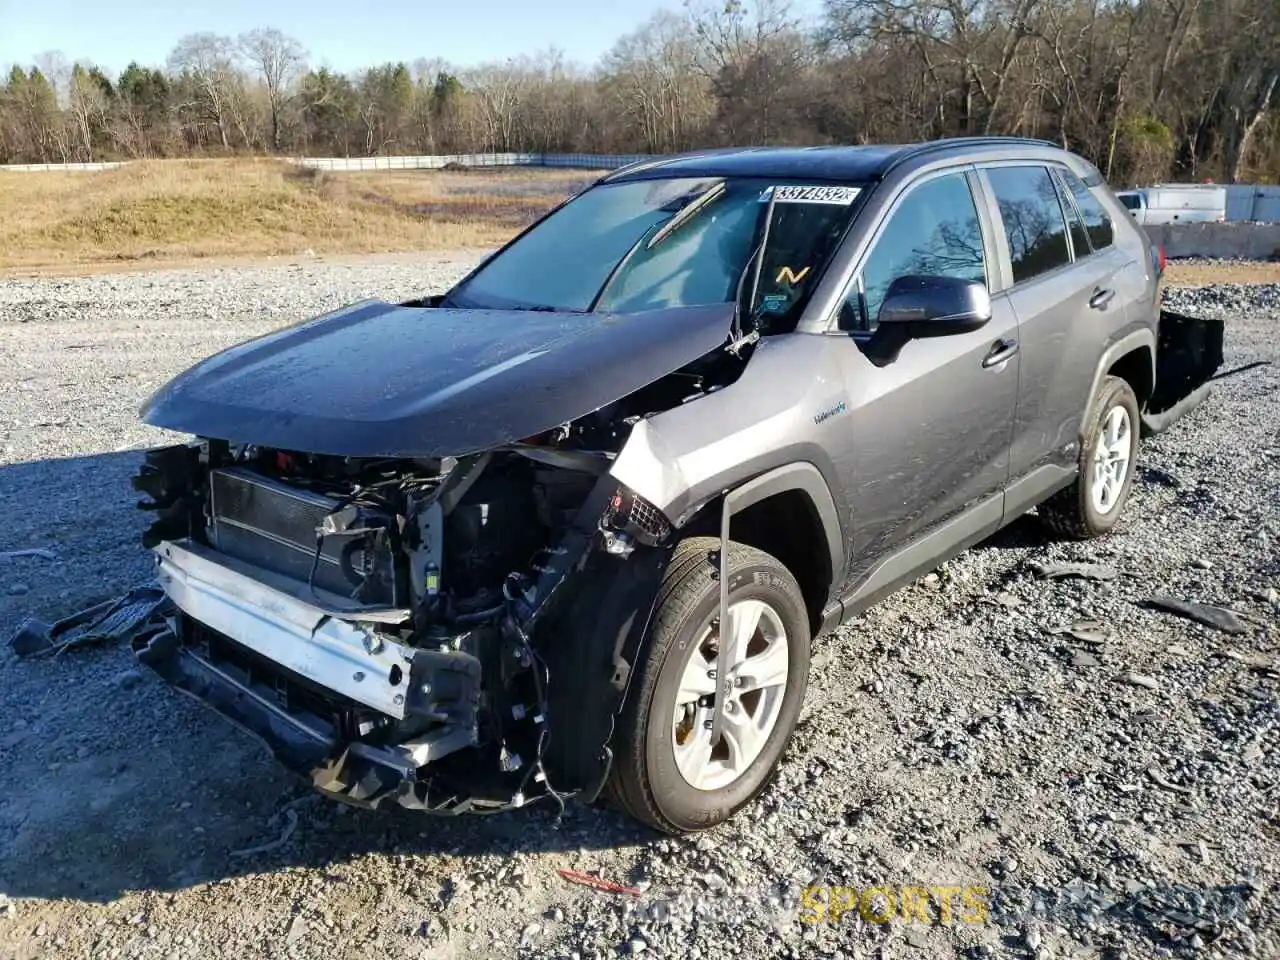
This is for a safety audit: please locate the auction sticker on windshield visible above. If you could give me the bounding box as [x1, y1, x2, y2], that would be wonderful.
[760, 185, 862, 205]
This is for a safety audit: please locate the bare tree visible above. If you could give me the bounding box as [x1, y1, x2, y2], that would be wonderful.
[466, 61, 528, 151]
[67, 63, 108, 159]
[603, 10, 712, 152]
[168, 32, 239, 149]
[239, 28, 306, 151]
[685, 0, 811, 143]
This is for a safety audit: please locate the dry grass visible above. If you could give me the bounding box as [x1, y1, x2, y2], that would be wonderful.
[1163, 258, 1280, 287]
[6, 163, 1278, 285]
[0, 160, 601, 270]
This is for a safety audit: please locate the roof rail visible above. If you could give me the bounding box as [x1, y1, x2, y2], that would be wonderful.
[879, 135, 1060, 178]
[600, 147, 745, 182]
[601, 155, 676, 181]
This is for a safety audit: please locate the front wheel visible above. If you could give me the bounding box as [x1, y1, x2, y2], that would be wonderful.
[607, 538, 810, 833]
[1039, 375, 1141, 539]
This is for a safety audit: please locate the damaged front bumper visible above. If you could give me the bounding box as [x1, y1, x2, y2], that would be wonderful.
[135, 539, 498, 812]
[154, 540, 430, 719]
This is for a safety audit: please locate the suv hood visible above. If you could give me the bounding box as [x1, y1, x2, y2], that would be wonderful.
[141, 299, 733, 457]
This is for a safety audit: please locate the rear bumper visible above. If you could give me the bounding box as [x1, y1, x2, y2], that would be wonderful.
[1142, 309, 1225, 437]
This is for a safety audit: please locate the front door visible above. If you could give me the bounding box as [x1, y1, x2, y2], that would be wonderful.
[833, 168, 1020, 585]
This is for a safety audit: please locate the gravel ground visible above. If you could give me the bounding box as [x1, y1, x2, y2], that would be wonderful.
[0, 256, 1277, 960]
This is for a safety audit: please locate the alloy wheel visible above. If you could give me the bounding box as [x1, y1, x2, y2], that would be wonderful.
[1090, 404, 1132, 515]
[671, 599, 790, 791]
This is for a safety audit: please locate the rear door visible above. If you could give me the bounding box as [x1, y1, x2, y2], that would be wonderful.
[978, 163, 1130, 492]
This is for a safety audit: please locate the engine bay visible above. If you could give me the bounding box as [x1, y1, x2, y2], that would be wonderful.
[129, 400, 696, 813]
[123, 327, 755, 814]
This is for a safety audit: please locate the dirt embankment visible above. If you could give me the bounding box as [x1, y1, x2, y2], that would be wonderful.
[0, 162, 597, 271]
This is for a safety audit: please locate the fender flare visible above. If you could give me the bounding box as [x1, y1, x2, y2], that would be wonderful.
[717, 461, 845, 589]
[1087, 328, 1156, 421]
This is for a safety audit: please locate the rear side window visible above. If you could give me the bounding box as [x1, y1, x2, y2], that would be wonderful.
[852, 172, 987, 331]
[1059, 168, 1114, 250]
[985, 166, 1071, 283]
[1053, 172, 1091, 256]
[1119, 193, 1141, 210]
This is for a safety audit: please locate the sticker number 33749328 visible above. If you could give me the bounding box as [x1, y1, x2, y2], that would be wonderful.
[761, 184, 862, 205]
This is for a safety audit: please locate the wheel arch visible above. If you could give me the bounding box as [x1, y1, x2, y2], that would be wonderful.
[540, 463, 843, 799]
[1106, 344, 1156, 408]
[679, 462, 843, 636]
[1086, 329, 1156, 430]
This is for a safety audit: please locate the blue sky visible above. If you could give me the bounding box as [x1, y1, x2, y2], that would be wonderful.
[0, 0, 741, 77]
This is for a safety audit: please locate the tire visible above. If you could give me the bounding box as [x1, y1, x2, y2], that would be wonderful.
[606, 537, 810, 834]
[1039, 375, 1141, 539]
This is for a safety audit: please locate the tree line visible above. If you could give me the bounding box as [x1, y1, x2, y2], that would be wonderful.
[1, 0, 1276, 185]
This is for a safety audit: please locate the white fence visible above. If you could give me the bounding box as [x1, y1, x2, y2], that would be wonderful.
[289, 152, 653, 171]
[0, 161, 127, 172]
[0, 152, 653, 174]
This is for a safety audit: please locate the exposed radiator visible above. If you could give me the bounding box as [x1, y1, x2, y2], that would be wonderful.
[207, 467, 399, 606]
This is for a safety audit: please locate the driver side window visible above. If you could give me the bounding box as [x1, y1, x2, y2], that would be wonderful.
[844, 172, 988, 333]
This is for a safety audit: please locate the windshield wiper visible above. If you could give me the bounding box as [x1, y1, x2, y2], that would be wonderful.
[644, 181, 726, 250]
[588, 179, 727, 313]
[728, 186, 778, 351]
[440, 291, 578, 313]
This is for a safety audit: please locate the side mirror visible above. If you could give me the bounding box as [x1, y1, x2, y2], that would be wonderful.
[876, 275, 992, 336]
[862, 275, 991, 366]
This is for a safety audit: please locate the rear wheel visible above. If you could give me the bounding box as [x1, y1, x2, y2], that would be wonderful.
[1039, 375, 1140, 539]
[607, 538, 810, 833]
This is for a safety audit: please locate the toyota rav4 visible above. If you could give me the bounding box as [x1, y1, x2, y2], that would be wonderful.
[132, 137, 1222, 833]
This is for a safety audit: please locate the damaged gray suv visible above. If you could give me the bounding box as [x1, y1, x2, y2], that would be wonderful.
[133, 137, 1222, 833]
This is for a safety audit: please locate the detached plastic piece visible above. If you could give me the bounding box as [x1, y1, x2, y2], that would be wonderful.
[1143, 310, 1225, 437]
[8, 583, 171, 658]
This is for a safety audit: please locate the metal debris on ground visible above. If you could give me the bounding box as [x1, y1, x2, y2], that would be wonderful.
[1146, 765, 1195, 796]
[1071, 650, 1102, 668]
[1118, 672, 1162, 691]
[979, 591, 1023, 609]
[1049, 619, 1112, 645]
[1029, 561, 1121, 581]
[0, 548, 58, 561]
[7, 583, 172, 658]
[1143, 596, 1248, 634]
[1214, 648, 1280, 677]
[556, 869, 641, 897]
[229, 808, 299, 858]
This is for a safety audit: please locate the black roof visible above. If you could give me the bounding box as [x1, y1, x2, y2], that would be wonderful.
[604, 138, 1058, 184]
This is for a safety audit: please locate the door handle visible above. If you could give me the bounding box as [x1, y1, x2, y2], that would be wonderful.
[982, 337, 1019, 369]
[1089, 287, 1116, 310]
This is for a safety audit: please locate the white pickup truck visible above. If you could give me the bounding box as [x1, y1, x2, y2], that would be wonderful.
[1116, 184, 1228, 225]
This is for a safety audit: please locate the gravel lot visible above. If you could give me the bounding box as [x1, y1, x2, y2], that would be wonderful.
[0, 256, 1277, 960]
